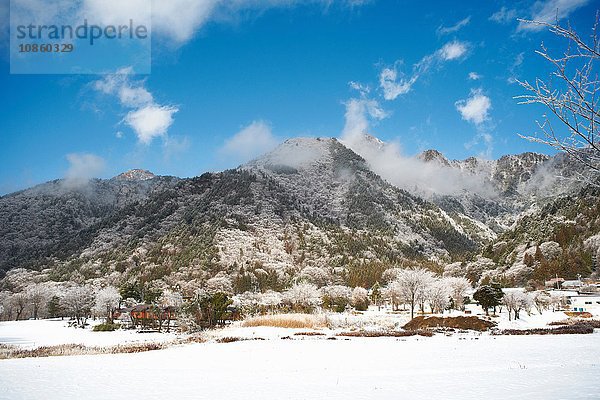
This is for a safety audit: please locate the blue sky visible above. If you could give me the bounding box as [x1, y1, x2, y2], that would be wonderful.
[0, 0, 597, 194]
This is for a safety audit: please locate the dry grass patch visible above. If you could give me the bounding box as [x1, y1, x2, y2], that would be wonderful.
[0, 336, 207, 360]
[242, 314, 327, 329]
[564, 311, 593, 318]
[0, 342, 171, 360]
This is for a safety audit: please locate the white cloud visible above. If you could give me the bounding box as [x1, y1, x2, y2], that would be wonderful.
[464, 131, 494, 159]
[124, 105, 179, 145]
[221, 120, 279, 162]
[455, 89, 492, 125]
[379, 40, 469, 100]
[342, 98, 387, 139]
[81, 0, 370, 45]
[468, 72, 481, 80]
[507, 52, 524, 84]
[379, 68, 416, 100]
[438, 41, 468, 61]
[163, 135, 191, 161]
[489, 7, 518, 24]
[64, 153, 106, 186]
[4, 0, 369, 46]
[437, 16, 470, 35]
[518, 0, 590, 32]
[349, 81, 370, 95]
[94, 68, 178, 144]
[94, 67, 154, 108]
[340, 132, 497, 197]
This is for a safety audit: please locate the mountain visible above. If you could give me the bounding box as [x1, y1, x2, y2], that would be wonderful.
[0, 173, 179, 273]
[0, 136, 596, 290]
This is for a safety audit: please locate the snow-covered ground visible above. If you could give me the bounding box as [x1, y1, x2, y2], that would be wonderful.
[1, 333, 600, 400]
[0, 319, 177, 349]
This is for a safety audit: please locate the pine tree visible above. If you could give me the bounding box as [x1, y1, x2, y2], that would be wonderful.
[473, 285, 503, 316]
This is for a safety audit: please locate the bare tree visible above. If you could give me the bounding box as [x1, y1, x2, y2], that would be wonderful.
[516, 12, 600, 175]
[11, 293, 28, 321]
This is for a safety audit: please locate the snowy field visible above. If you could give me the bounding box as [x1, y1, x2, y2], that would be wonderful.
[0, 319, 177, 349]
[1, 311, 599, 399]
[1, 333, 600, 400]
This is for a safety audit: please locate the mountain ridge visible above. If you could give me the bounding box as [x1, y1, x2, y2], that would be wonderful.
[0, 135, 596, 290]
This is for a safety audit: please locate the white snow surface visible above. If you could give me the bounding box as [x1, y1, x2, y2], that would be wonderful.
[0, 319, 176, 349]
[1, 333, 600, 400]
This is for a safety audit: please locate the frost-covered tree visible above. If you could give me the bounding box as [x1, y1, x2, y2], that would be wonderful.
[320, 285, 352, 312]
[0, 291, 11, 320]
[205, 275, 234, 295]
[503, 290, 532, 321]
[61, 286, 95, 327]
[93, 286, 121, 323]
[157, 289, 183, 332]
[25, 284, 50, 320]
[384, 281, 403, 311]
[298, 266, 332, 287]
[283, 283, 321, 312]
[10, 292, 28, 321]
[444, 277, 471, 311]
[532, 291, 552, 314]
[427, 280, 450, 314]
[517, 12, 600, 175]
[381, 268, 403, 284]
[350, 287, 369, 311]
[258, 290, 283, 312]
[394, 268, 435, 319]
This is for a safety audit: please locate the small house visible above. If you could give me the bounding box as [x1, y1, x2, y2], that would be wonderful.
[569, 295, 600, 313]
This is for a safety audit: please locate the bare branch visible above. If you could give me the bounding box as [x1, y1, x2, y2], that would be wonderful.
[516, 12, 600, 176]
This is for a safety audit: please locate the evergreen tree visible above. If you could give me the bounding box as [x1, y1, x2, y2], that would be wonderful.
[473, 284, 503, 316]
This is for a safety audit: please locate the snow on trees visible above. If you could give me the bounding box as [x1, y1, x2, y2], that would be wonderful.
[320, 285, 352, 312]
[283, 283, 321, 312]
[93, 286, 121, 323]
[393, 268, 435, 319]
[533, 291, 552, 314]
[205, 275, 234, 295]
[298, 266, 332, 287]
[61, 286, 95, 327]
[444, 277, 471, 311]
[350, 287, 369, 311]
[503, 290, 533, 321]
[517, 13, 600, 173]
[24, 284, 50, 320]
[427, 280, 450, 314]
[258, 290, 283, 311]
[10, 292, 28, 321]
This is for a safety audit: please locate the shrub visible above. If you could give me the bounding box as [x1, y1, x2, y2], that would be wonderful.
[93, 323, 120, 332]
